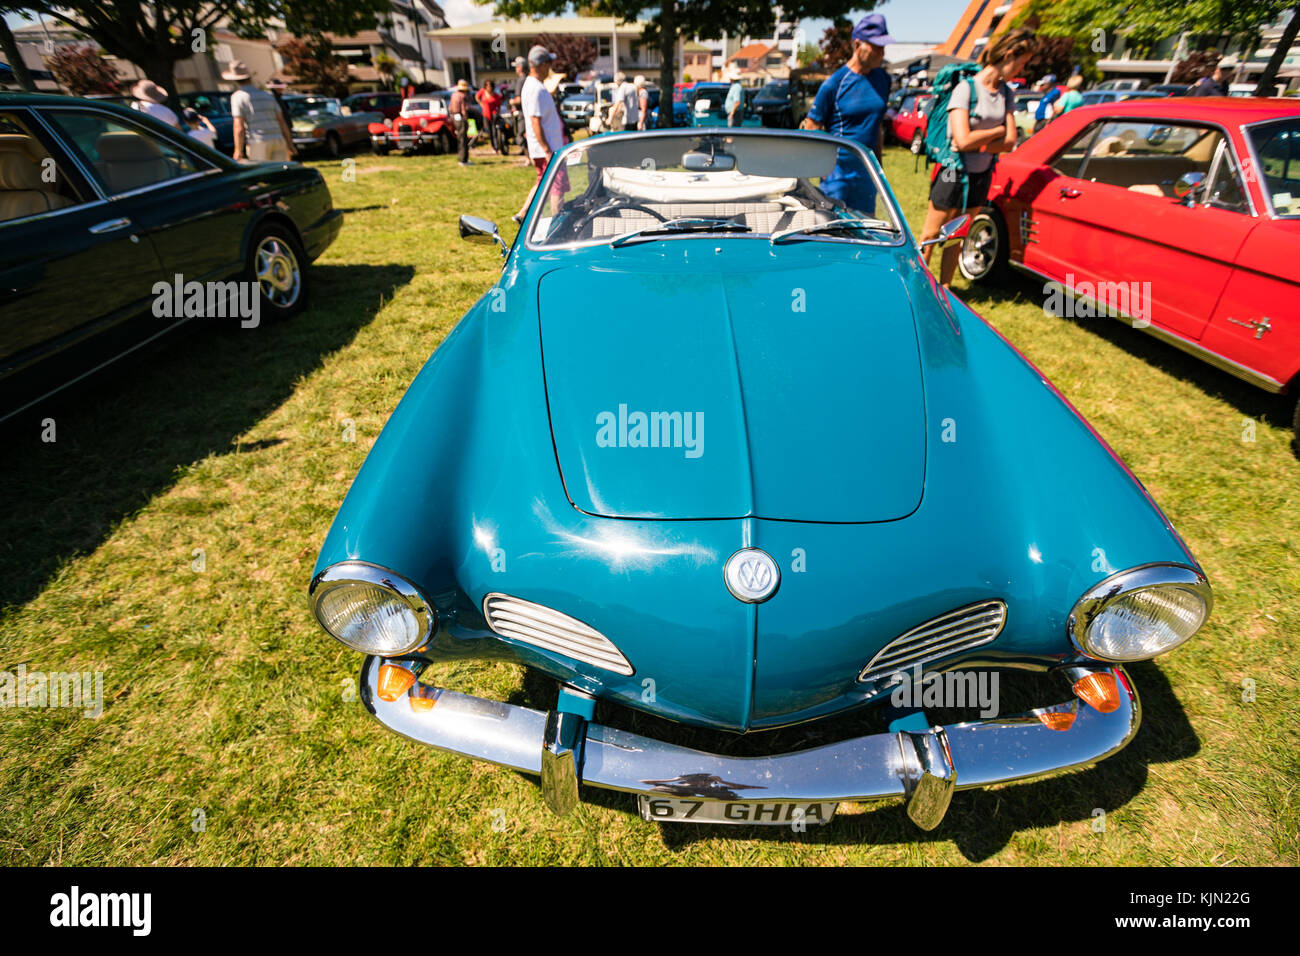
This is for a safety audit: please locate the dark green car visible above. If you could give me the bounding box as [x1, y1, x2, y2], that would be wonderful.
[0, 93, 342, 424]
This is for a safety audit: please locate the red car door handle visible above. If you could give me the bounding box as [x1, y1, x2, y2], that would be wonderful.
[1059, 186, 1082, 199]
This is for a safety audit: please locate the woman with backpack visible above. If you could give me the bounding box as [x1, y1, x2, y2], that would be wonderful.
[918, 28, 1037, 288]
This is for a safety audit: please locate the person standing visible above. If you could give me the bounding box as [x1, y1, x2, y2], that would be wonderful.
[1053, 73, 1085, 117]
[450, 78, 473, 166]
[476, 78, 503, 151]
[612, 72, 639, 131]
[514, 44, 568, 222]
[224, 61, 296, 162]
[918, 28, 1036, 289]
[1191, 64, 1228, 96]
[509, 56, 528, 152]
[181, 107, 218, 148]
[724, 76, 745, 126]
[1032, 74, 1060, 132]
[130, 80, 180, 128]
[635, 75, 650, 130]
[800, 13, 894, 213]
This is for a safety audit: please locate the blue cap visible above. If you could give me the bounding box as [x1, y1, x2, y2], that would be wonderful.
[852, 13, 895, 47]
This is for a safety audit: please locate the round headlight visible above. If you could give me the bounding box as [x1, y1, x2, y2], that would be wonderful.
[1069, 564, 1211, 662]
[310, 562, 433, 656]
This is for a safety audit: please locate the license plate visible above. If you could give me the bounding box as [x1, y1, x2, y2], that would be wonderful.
[638, 796, 836, 825]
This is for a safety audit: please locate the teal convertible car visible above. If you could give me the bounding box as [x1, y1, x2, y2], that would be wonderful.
[309, 129, 1212, 830]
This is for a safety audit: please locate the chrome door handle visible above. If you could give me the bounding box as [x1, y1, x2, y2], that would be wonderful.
[1059, 186, 1082, 199]
[89, 217, 132, 234]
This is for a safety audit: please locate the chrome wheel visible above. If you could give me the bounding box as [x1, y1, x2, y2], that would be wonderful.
[255, 235, 302, 309]
[960, 217, 999, 281]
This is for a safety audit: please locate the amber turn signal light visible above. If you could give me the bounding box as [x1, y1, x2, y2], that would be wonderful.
[376, 663, 417, 702]
[1073, 672, 1121, 713]
[1038, 710, 1077, 732]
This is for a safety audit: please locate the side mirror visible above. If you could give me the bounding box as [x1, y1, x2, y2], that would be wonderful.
[920, 214, 970, 249]
[1173, 171, 1205, 202]
[459, 214, 508, 256]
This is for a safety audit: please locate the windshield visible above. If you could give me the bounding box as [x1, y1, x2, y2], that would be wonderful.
[758, 82, 788, 98]
[1248, 118, 1300, 216]
[527, 131, 904, 248]
[179, 93, 230, 116]
[287, 98, 341, 120]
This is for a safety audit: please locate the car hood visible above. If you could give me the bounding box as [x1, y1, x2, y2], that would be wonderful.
[538, 253, 926, 522]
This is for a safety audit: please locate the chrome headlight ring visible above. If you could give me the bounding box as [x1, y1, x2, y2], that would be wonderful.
[309, 561, 434, 657]
[1068, 563, 1212, 663]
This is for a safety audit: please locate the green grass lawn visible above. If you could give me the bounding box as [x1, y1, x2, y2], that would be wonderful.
[1, 140, 1296, 865]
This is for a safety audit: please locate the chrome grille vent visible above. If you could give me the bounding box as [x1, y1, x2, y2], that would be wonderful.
[482, 593, 633, 676]
[857, 600, 1007, 684]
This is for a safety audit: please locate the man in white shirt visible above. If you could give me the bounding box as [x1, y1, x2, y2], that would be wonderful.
[515, 44, 568, 221]
[613, 72, 638, 131]
[130, 80, 179, 128]
[635, 75, 649, 130]
[223, 60, 296, 163]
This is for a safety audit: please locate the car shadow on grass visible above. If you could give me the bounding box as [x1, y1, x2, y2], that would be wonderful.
[952, 273, 1293, 433]
[0, 262, 415, 612]
[511, 662, 1197, 861]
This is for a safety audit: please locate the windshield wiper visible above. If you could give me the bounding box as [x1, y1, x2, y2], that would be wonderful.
[770, 217, 900, 245]
[611, 217, 752, 247]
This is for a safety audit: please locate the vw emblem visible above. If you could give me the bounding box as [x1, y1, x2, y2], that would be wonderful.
[724, 549, 780, 604]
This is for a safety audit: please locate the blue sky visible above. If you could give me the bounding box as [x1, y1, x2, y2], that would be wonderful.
[6, 1, 970, 47]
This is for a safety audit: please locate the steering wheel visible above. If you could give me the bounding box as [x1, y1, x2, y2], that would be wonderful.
[581, 199, 670, 223]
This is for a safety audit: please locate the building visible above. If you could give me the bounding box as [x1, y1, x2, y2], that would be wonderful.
[1097, 10, 1299, 91]
[696, 16, 800, 81]
[428, 16, 684, 89]
[934, 0, 1032, 61]
[325, 0, 447, 89]
[681, 41, 711, 82]
[726, 42, 787, 83]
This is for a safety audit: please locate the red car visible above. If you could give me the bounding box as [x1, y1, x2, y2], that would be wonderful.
[958, 98, 1300, 443]
[890, 91, 933, 153]
[369, 95, 456, 155]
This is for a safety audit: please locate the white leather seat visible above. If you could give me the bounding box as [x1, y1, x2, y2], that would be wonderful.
[0, 148, 73, 222]
[94, 131, 172, 193]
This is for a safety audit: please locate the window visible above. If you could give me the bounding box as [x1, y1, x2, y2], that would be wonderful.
[40, 109, 209, 196]
[1075, 120, 1225, 199]
[597, 37, 611, 56]
[0, 110, 89, 224]
[1203, 140, 1250, 214]
[1247, 118, 1300, 216]
[1051, 121, 1100, 178]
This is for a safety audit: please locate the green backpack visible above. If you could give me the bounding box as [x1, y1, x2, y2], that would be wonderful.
[922, 62, 982, 208]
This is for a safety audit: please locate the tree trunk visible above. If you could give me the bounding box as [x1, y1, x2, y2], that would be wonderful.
[657, 0, 676, 127]
[1254, 4, 1300, 96]
[1, 17, 37, 92]
[138, 55, 180, 111]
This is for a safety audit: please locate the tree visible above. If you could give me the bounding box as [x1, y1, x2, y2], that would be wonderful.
[535, 31, 597, 79]
[1030, 0, 1298, 95]
[816, 17, 852, 71]
[375, 50, 398, 87]
[0, 8, 36, 91]
[47, 43, 121, 94]
[482, 1, 880, 127]
[277, 35, 350, 96]
[1170, 48, 1220, 84]
[15, 1, 390, 107]
[795, 42, 820, 68]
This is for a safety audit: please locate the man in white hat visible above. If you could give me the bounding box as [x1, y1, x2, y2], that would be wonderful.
[223, 60, 296, 163]
[131, 80, 180, 128]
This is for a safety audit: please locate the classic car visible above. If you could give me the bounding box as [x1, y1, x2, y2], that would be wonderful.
[0, 92, 341, 424]
[957, 99, 1300, 447]
[368, 96, 456, 155]
[177, 90, 234, 154]
[749, 79, 806, 128]
[689, 83, 762, 127]
[344, 91, 403, 121]
[308, 128, 1213, 830]
[889, 90, 933, 153]
[284, 95, 382, 158]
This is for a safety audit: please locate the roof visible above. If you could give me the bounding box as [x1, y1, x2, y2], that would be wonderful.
[430, 17, 647, 38]
[728, 43, 775, 63]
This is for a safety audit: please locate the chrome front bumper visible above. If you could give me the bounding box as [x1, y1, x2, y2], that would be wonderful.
[359, 657, 1139, 830]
